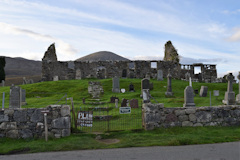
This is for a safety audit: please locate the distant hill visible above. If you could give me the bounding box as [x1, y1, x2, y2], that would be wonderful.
[0, 57, 42, 86]
[5, 57, 41, 77]
[76, 51, 130, 61]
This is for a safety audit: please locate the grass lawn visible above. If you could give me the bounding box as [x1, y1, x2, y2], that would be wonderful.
[0, 126, 240, 155]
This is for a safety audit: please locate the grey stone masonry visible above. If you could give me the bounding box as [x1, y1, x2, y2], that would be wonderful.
[223, 73, 235, 105]
[0, 105, 71, 139]
[236, 72, 240, 104]
[142, 103, 240, 130]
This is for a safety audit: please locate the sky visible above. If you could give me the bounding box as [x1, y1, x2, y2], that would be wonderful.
[0, 0, 240, 78]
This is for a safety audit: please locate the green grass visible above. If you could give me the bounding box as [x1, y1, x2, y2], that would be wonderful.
[0, 126, 240, 154]
[0, 78, 236, 108]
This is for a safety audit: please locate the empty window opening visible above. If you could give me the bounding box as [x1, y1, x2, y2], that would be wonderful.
[151, 62, 157, 69]
[194, 66, 201, 74]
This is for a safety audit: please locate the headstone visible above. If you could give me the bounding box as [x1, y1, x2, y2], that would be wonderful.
[130, 99, 139, 108]
[53, 76, 59, 81]
[199, 86, 208, 97]
[1, 80, 4, 87]
[165, 70, 174, 97]
[121, 99, 128, 107]
[110, 96, 119, 103]
[149, 82, 153, 90]
[141, 78, 150, 91]
[82, 98, 85, 104]
[236, 72, 240, 104]
[194, 89, 199, 95]
[21, 89, 26, 105]
[183, 86, 195, 107]
[88, 81, 104, 99]
[142, 89, 150, 103]
[112, 77, 120, 93]
[9, 85, 22, 108]
[115, 99, 118, 108]
[213, 90, 219, 97]
[23, 77, 27, 85]
[223, 73, 235, 105]
[157, 69, 163, 81]
[129, 83, 135, 92]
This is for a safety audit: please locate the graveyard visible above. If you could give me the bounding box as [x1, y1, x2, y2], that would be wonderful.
[1, 75, 240, 154]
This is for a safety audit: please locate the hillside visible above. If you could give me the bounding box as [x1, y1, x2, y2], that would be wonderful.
[1, 57, 42, 85]
[76, 51, 130, 61]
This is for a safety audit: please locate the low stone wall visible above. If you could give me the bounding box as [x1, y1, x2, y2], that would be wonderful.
[0, 105, 71, 139]
[142, 103, 240, 130]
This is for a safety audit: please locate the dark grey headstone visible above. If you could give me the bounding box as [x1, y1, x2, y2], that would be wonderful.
[121, 98, 128, 107]
[194, 89, 199, 95]
[141, 78, 150, 90]
[199, 86, 208, 97]
[21, 89, 26, 103]
[9, 85, 22, 108]
[157, 70, 163, 81]
[130, 99, 138, 108]
[129, 83, 135, 92]
[183, 86, 195, 107]
[110, 96, 119, 103]
[149, 82, 153, 90]
[112, 77, 120, 93]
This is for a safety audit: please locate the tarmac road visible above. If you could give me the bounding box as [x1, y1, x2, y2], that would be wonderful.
[0, 141, 239, 160]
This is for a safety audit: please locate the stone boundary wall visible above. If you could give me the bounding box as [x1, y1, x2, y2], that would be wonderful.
[0, 105, 71, 139]
[142, 103, 240, 130]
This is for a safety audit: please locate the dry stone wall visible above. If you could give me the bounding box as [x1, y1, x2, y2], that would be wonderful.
[142, 103, 240, 130]
[0, 105, 71, 139]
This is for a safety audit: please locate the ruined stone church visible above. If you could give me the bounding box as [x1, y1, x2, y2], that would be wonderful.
[42, 41, 217, 82]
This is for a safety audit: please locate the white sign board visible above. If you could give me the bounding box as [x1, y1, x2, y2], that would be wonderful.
[77, 111, 93, 127]
[119, 107, 131, 114]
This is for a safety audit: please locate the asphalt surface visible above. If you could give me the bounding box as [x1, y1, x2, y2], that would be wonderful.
[0, 141, 239, 160]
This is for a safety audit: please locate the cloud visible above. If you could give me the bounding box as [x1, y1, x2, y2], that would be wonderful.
[227, 28, 240, 42]
[0, 22, 78, 56]
[180, 56, 226, 64]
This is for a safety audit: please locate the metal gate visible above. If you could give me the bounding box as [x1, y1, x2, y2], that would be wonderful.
[71, 102, 142, 132]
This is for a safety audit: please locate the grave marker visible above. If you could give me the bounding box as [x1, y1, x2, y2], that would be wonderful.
[157, 69, 163, 81]
[112, 76, 120, 93]
[199, 86, 208, 97]
[183, 86, 195, 107]
[130, 99, 139, 108]
[222, 73, 235, 105]
[9, 85, 22, 108]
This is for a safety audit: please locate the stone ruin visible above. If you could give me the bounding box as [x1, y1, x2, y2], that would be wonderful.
[41, 42, 217, 82]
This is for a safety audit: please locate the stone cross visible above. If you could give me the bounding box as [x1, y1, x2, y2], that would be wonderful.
[189, 77, 192, 87]
[238, 72, 240, 93]
[183, 86, 195, 107]
[112, 76, 120, 93]
[236, 72, 240, 104]
[165, 69, 173, 97]
[222, 73, 235, 105]
[227, 73, 234, 92]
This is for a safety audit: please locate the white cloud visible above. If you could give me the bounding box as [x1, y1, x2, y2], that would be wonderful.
[0, 22, 78, 56]
[227, 28, 240, 42]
